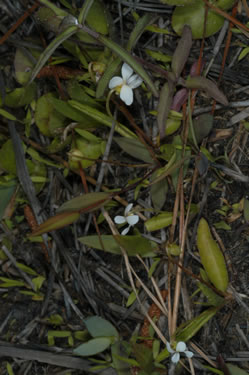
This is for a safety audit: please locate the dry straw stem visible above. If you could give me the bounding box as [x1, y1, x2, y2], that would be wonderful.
[136, 255, 168, 316]
[102, 209, 168, 346]
[190, 342, 217, 368]
[171, 109, 196, 335]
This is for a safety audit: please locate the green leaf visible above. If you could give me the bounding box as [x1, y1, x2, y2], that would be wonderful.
[16, 262, 37, 276]
[171, 25, 192, 79]
[79, 0, 110, 35]
[132, 343, 154, 373]
[6, 362, 14, 375]
[0, 277, 25, 288]
[78, 0, 95, 24]
[49, 97, 89, 122]
[175, 306, 220, 342]
[243, 198, 249, 222]
[0, 109, 18, 121]
[145, 49, 172, 63]
[96, 34, 158, 97]
[72, 132, 106, 168]
[197, 269, 224, 306]
[96, 57, 121, 99]
[145, 212, 173, 232]
[14, 48, 34, 85]
[37, 0, 69, 17]
[189, 114, 214, 144]
[185, 76, 228, 106]
[172, 0, 225, 39]
[29, 211, 80, 236]
[57, 192, 111, 213]
[28, 25, 79, 84]
[69, 100, 137, 138]
[155, 347, 170, 363]
[126, 290, 137, 307]
[197, 218, 229, 292]
[74, 337, 112, 356]
[227, 364, 249, 375]
[35, 93, 66, 137]
[32, 275, 46, 291]
[46, 314, 64, 325]
[213, 221, 231, 230]
[150, 177, 168, 211]
[126, 13, 156, 52]
[111, 341, 131, 375]
[0, 181, 17, 221]
[157, 81, 174, 138]
[84, 316, 119, 338]
[4, 84, 36, 108]
[148, 258, 161, 278]
[34, 6, 63, 33]
[0, 140, 19, 174]
[238, 47, 249, 61]
[78, 234, 157, 257]
[114, 137, 154, 163]
[26, 148, 61, 169]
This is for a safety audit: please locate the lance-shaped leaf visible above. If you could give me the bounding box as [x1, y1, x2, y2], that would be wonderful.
[126, 14, 157, 52]
[197, 272, 224, 307]
[38, 0, 69, 17]
[79, 234, 157, 257]
[28, 25, 79, 84]
[171, 25, 192, 79]
[114, 137, 154, 163]
[174, 306, 221, 343]
[57, 192, 111, 213]
[29, 211, 80, 236]
[96, 57, 121, 99]
[84, 29, 158, 97]
[78, 0, 95, 24]
[184, 76, 228, 106]
[157, 81, 174, 139]
[69, 100, 136, 138]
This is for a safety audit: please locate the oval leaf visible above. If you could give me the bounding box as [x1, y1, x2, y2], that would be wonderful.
[114, 137, 154, 163]
[74, 337, 111, 356]
[84, 316, 119, 338]
[172, 0, 225, 39]
[145, 212, 173, 232]
[197, 218, 229, 292]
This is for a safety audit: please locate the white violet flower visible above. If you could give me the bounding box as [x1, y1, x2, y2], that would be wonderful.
[167, 341, 194, 364]
[114, 203, 139, 235]
[108, 63, 143, 106]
